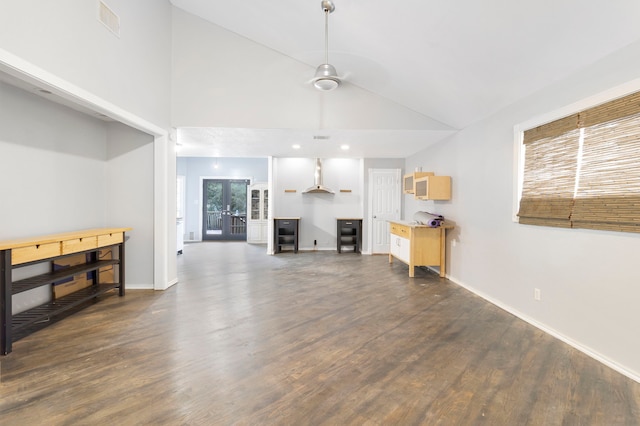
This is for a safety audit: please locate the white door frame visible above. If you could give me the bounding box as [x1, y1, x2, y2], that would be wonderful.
[367, 168, 401, 254]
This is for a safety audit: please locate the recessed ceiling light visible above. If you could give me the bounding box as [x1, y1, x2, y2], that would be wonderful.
[341, 144, 350, 150]
[292, 144, 301, 149]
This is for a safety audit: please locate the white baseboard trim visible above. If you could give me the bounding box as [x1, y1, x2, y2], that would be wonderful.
[125, 283, 154, 290]
[166, 278, 178, 289]
[446, 274, 640, 384]
[128, 278, 178, 291]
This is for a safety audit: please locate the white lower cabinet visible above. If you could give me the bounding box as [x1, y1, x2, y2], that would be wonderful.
[389, 234, 410, 264]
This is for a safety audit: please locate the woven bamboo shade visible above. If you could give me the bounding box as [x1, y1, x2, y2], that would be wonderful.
[580, 91, 640, 127]
[517, 130, 579, 227]
[523, 114, 580, 145]
[572, 112, 640, 232]
[519, 89, 640, 233]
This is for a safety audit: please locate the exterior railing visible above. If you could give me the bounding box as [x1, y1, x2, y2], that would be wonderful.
[206, 211, 246, 235]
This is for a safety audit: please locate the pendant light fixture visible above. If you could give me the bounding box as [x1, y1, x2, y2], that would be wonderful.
[313, 0, 341, 91]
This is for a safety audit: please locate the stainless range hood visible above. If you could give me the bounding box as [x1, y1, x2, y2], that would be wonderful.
[303, 158, 334, 194]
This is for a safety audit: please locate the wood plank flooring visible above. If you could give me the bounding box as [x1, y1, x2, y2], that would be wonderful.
[1, 242, 639, 425]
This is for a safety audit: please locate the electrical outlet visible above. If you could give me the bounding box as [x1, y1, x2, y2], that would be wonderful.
[534, 288, 541, 301]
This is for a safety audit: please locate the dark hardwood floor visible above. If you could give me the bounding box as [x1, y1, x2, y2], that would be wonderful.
[1, 242, 639, 425]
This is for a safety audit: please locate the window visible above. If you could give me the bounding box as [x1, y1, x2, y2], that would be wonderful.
[517, 91, 640, 233]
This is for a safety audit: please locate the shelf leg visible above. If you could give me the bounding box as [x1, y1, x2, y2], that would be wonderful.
[118, 239, 126, 297]
[439, 228, 446, 278]
[1, 249, 12, 355]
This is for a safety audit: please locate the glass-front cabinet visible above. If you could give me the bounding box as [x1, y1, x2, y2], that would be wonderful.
[247, 183, 268, 243]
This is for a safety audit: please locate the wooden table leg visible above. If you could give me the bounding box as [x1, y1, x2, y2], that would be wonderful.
[439, 228, 446, 278]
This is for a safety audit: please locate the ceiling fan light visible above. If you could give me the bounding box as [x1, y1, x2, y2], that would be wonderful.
[313, 63, 341, 91]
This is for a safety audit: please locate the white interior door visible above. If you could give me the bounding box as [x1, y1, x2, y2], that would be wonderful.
[369, 169, 401, 254]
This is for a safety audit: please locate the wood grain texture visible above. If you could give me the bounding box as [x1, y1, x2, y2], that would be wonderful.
[1, 242, 639, 425]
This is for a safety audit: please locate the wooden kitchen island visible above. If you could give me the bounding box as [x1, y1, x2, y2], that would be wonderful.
[388, 220, 453, 278]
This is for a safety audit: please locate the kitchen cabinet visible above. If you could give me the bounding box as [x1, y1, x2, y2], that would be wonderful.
[336, 218, 362, 253]
[414, 175, 451, 200]
[247, 183, 268, 244]
[0, 227, 131, 355]
[274, 218, 299, 253]
[388, 221, 452, 278]
[403, 172, 434, 194]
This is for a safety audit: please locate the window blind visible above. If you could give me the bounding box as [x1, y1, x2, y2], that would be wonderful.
[518, 90, 640, 233]
[573, 111, 640, 232]
[518, 115, 580, 228]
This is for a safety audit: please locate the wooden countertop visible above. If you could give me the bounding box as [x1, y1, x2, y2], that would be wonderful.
[388, 220, 453, 229]
[0, 227, 132, 250]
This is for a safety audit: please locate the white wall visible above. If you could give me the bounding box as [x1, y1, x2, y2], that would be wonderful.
[273, 158, 362, 250]
[106, 122, 155, 287]
[0, 0, 172, 127]
[0, 82, 108, 236]
[404, 39, 640, 380]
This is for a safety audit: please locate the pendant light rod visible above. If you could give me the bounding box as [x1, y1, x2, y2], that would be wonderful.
[324, 8, 329, 64]
[321, 0, 335, 65]
[313, 1, 340, 91]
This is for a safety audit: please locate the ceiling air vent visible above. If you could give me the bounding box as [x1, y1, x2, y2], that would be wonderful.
[98, 1, 120, 37]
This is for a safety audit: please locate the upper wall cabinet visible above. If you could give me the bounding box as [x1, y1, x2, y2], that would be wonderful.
[403, 172, 434, 194]
[414, 175, 451, 200]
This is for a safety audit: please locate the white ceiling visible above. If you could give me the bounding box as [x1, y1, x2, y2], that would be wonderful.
[171, 0, 640, 158]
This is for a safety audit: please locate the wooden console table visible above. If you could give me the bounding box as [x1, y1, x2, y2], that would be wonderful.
[388, 221, 452, 278]
[0, 227, 131, 355]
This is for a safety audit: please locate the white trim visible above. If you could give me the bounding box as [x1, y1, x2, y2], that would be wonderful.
[512, 77, 640, 223]
[367, 169, 374, 254]
[267, 157, 274, 255]
[447, 274, 640, 384]
[0, 48, 165, 136]
[125, 284, 155, 290]
[154, 134, 170, 290]
[0, 48, 172, 291]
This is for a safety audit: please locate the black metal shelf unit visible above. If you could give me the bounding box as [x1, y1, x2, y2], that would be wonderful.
[337, 219, 362, 253]
[274, 218, 299, 253]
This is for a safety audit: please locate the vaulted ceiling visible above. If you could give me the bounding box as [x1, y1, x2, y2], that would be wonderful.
[171, 0, 640, 157]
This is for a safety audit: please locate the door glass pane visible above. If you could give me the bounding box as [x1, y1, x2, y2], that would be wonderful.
[251, 189, 260, 220]
[263, 190, 268, 220]
[205, 181, 223, 235]
[229, 181, 247, 235]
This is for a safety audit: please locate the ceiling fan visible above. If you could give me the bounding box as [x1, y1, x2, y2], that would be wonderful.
[311, 0, 342, 91]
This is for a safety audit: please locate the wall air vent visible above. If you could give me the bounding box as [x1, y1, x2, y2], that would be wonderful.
[313, 135, 330, 140]
[98, 1, 120, 37]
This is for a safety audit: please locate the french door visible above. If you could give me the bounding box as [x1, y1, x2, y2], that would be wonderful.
[202, 179, 249, 241]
